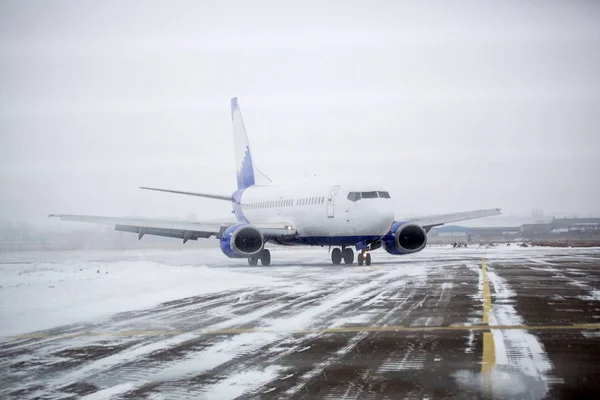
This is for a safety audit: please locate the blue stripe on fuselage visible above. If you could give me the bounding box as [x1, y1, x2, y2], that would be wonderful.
[272, 235, 382, 247]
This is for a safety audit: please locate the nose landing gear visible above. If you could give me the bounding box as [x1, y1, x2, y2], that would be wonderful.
[357, 250, 371, 266]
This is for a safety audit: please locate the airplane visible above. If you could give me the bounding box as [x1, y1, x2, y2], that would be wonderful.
[50, 97, 500, 266]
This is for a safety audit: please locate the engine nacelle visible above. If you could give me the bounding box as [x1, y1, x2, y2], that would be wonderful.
[382, 221, 428, 255]
[219, 223, 264, 258]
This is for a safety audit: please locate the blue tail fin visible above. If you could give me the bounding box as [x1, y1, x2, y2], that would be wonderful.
[231, 97, 271, 189]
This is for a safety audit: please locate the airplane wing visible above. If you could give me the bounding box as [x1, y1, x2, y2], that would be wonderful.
[48, 214, 297, 243]
[139, 187, 233, 201]
[403, 208, 501, 230]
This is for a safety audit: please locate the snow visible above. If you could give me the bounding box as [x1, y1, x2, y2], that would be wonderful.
[80, 382, 136, 400]
[1, 246, 598, 399]
[580, 290, 600, 301]
[0, 253, 279, 336]
[197, 366, 282, 400]
[486, 268, 555, 397]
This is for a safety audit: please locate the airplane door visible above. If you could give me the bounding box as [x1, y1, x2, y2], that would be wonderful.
[326, 185, 340, 218]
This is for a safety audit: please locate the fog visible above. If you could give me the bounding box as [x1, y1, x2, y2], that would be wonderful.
[1, 0, 599, 226]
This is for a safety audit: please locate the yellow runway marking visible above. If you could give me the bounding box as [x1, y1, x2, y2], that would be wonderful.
[481, 258, 495, 398]
[482, 332, 496, 374]
[11, 323, 600, 340]
[482, 259, 492, 325]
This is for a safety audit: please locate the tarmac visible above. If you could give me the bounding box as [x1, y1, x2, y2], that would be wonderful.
[1, 246, 599, 399]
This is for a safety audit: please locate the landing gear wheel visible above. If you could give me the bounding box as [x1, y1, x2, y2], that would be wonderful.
[260, 249, 271, 266]
[248, 255, 259, 266]
[343, 248, 354, 264]
[358, 251, 371, 266]
[331, 248, 342, 265]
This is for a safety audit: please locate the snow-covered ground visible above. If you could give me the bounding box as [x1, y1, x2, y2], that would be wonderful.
[1, 245, 599, 400]
[1, 245, 597, 337]
[0, 250, 280, 336]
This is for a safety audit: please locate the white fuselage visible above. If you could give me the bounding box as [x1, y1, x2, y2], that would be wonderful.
[236, 182, 395, 240]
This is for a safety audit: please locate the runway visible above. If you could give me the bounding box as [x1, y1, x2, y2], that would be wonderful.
[1, 246, 599, 399]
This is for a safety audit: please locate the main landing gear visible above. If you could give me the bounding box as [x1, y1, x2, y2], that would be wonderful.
[330, 246, 370, 266]
[248, 249, 271, 266]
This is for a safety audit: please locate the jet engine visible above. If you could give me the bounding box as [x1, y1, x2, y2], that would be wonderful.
[219, 223, 264, 258]
[382, 222, 428, 255]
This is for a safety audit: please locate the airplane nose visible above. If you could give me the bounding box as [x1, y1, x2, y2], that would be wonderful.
[369, 204, 395, 235]
[379, 208, 395, 233]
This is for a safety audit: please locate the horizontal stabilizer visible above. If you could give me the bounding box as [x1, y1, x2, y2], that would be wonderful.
[140, 187, 233, 201]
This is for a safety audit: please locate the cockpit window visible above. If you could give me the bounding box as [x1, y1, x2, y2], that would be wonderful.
[347, 192, 361, 202]
[361, 191, 378, 199]
[348, 191, 391, 201]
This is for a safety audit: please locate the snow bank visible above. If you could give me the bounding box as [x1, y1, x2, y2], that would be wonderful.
[0, 258, 277, 336]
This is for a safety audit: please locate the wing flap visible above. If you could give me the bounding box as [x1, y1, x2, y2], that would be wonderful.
[115, 225, 213, 241]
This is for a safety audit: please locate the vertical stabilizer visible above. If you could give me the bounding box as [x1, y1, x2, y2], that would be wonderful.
[230, 97, 271, 189]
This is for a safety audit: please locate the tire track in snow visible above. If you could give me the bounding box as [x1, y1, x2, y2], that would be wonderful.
[120, 273, 395, 399]
[3, 288, 301, 399]
[276, 264, 440, 399]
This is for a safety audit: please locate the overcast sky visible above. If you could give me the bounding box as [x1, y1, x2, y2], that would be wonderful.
[1, 0, 599, 225]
